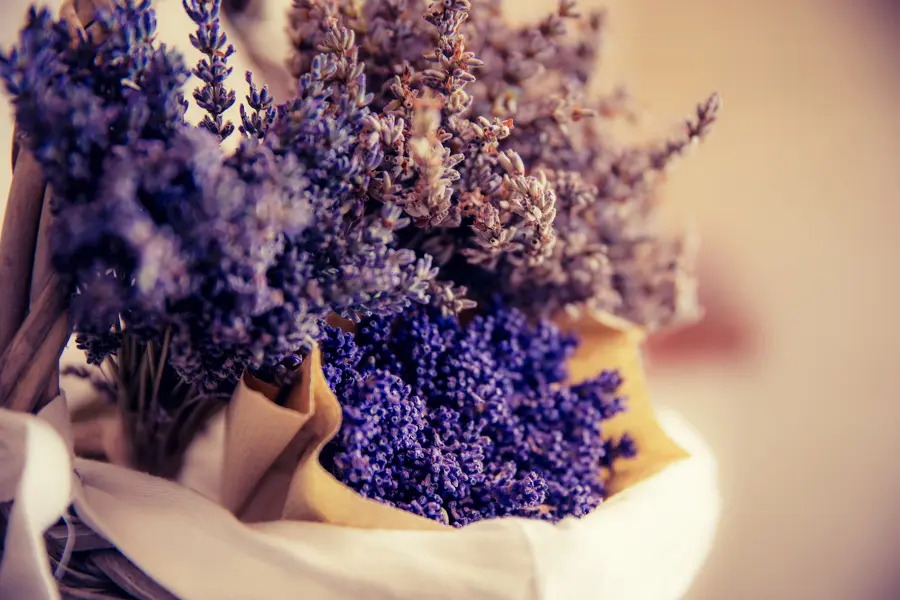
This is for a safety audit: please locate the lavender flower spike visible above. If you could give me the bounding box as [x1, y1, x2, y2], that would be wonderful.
[286, 0, 718, 329]
[184, 0, 237, 140]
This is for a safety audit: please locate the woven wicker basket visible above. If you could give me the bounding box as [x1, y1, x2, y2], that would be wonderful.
[0, 1, 177, 597]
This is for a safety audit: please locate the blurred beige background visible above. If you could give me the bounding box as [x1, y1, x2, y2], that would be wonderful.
[593, 1, 900, 598]
[3, 0, 900, 598]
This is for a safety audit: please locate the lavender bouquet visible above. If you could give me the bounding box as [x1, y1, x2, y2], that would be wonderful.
[0, 0, 718, 596]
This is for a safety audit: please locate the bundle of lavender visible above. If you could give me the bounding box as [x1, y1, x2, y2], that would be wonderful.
[0, 0, 718, 597]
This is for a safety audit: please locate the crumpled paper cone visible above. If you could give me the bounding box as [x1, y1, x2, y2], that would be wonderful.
[196, 346, 446, 530]
[559, 313, 690, 495]
[74, 313, 687, 527]
[183, 315, 687, 525]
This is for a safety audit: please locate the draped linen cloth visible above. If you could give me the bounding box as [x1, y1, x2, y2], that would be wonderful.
[0, 392, 719, 600]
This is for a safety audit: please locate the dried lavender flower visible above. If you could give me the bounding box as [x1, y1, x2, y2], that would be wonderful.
[2, 0, 717, 395]
[320, 301, 636, 526]
[0, 0, 437, 389]
[0, 2, 190, 204]
[238, 71, 274, 138]
[184, 0, 237, 140]
[287, 0, 719, 329]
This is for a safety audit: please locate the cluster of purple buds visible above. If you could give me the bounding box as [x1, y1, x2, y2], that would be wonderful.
[0, 0, 439, 389]
[288, 0, 718, 330]
[320, 301, 636, 526]
[184, 0, 236, 140]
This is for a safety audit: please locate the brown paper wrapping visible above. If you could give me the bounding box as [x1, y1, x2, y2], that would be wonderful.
[560, 313, 689, 495]
[223, 347, 446, 531]
[74, 313, 686, 529]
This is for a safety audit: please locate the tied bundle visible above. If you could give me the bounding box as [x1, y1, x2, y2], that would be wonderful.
[0, 0, 717, 596]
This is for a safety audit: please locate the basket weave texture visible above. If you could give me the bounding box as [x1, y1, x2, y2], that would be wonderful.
[0, 1, 177, 597]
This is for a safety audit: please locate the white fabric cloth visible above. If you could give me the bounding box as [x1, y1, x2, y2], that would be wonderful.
[0, 396, 719, 600]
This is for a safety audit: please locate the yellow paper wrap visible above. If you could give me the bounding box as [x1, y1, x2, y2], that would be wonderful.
[73, 313, 688, 530]
[560, 314, 689, 495]
[226, 347, 445, 530]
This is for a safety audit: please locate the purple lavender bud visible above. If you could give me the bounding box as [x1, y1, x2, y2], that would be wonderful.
[239, 71, 274, 138]
[184, 0, 236, 140]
